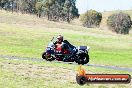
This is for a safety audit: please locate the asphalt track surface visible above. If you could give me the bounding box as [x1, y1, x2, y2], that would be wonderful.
[0, 55, 132, 72]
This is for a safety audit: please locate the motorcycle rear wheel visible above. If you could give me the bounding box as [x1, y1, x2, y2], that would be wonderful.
[76, 53, 89, 65]
[83, 54, 89, 64]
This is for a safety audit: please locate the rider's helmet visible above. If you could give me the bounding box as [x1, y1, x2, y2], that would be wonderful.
[57, 35, 63, 43]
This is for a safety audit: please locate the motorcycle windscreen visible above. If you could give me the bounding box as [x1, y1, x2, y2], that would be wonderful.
[46, 47, 54, 54]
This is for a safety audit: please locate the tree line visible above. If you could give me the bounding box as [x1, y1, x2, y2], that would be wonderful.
[0, 0, 131, 34]
[0, 0, 79, 23]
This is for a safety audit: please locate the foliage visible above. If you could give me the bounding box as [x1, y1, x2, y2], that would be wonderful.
[107, 12, 132, 34]
[0, 0, 79, 22]
[79, 10, 102, 28]
[41, 0, 79, 22]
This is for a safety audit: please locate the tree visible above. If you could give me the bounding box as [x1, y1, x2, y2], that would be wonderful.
[42, 0, 55, 20]
[79, 10, 102, 28]
[0, 0, 79, 23]
[63, 0, 78, 23]
[35, 1, 42, 17]
[107, 12, 132, 34]
[64, 0, 71, 23]
[0, 0, 9, 10]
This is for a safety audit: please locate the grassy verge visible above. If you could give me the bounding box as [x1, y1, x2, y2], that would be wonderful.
[0, 58, 131, 88]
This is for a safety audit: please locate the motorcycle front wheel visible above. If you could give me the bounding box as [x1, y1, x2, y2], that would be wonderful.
[42, 52, 55, 61]
[42, 52, 46, 59]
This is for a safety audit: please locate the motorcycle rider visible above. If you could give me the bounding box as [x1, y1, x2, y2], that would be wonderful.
[57, 35, 63, 44]
[55, 35, 76, 62]
[55, 35, 69, 52]
[55, 35, 64, 53]
[56, 35, 77, 52]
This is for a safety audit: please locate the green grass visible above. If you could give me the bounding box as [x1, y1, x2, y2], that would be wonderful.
[0, 20, 132, 67]
[0, 10, 132, 88]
